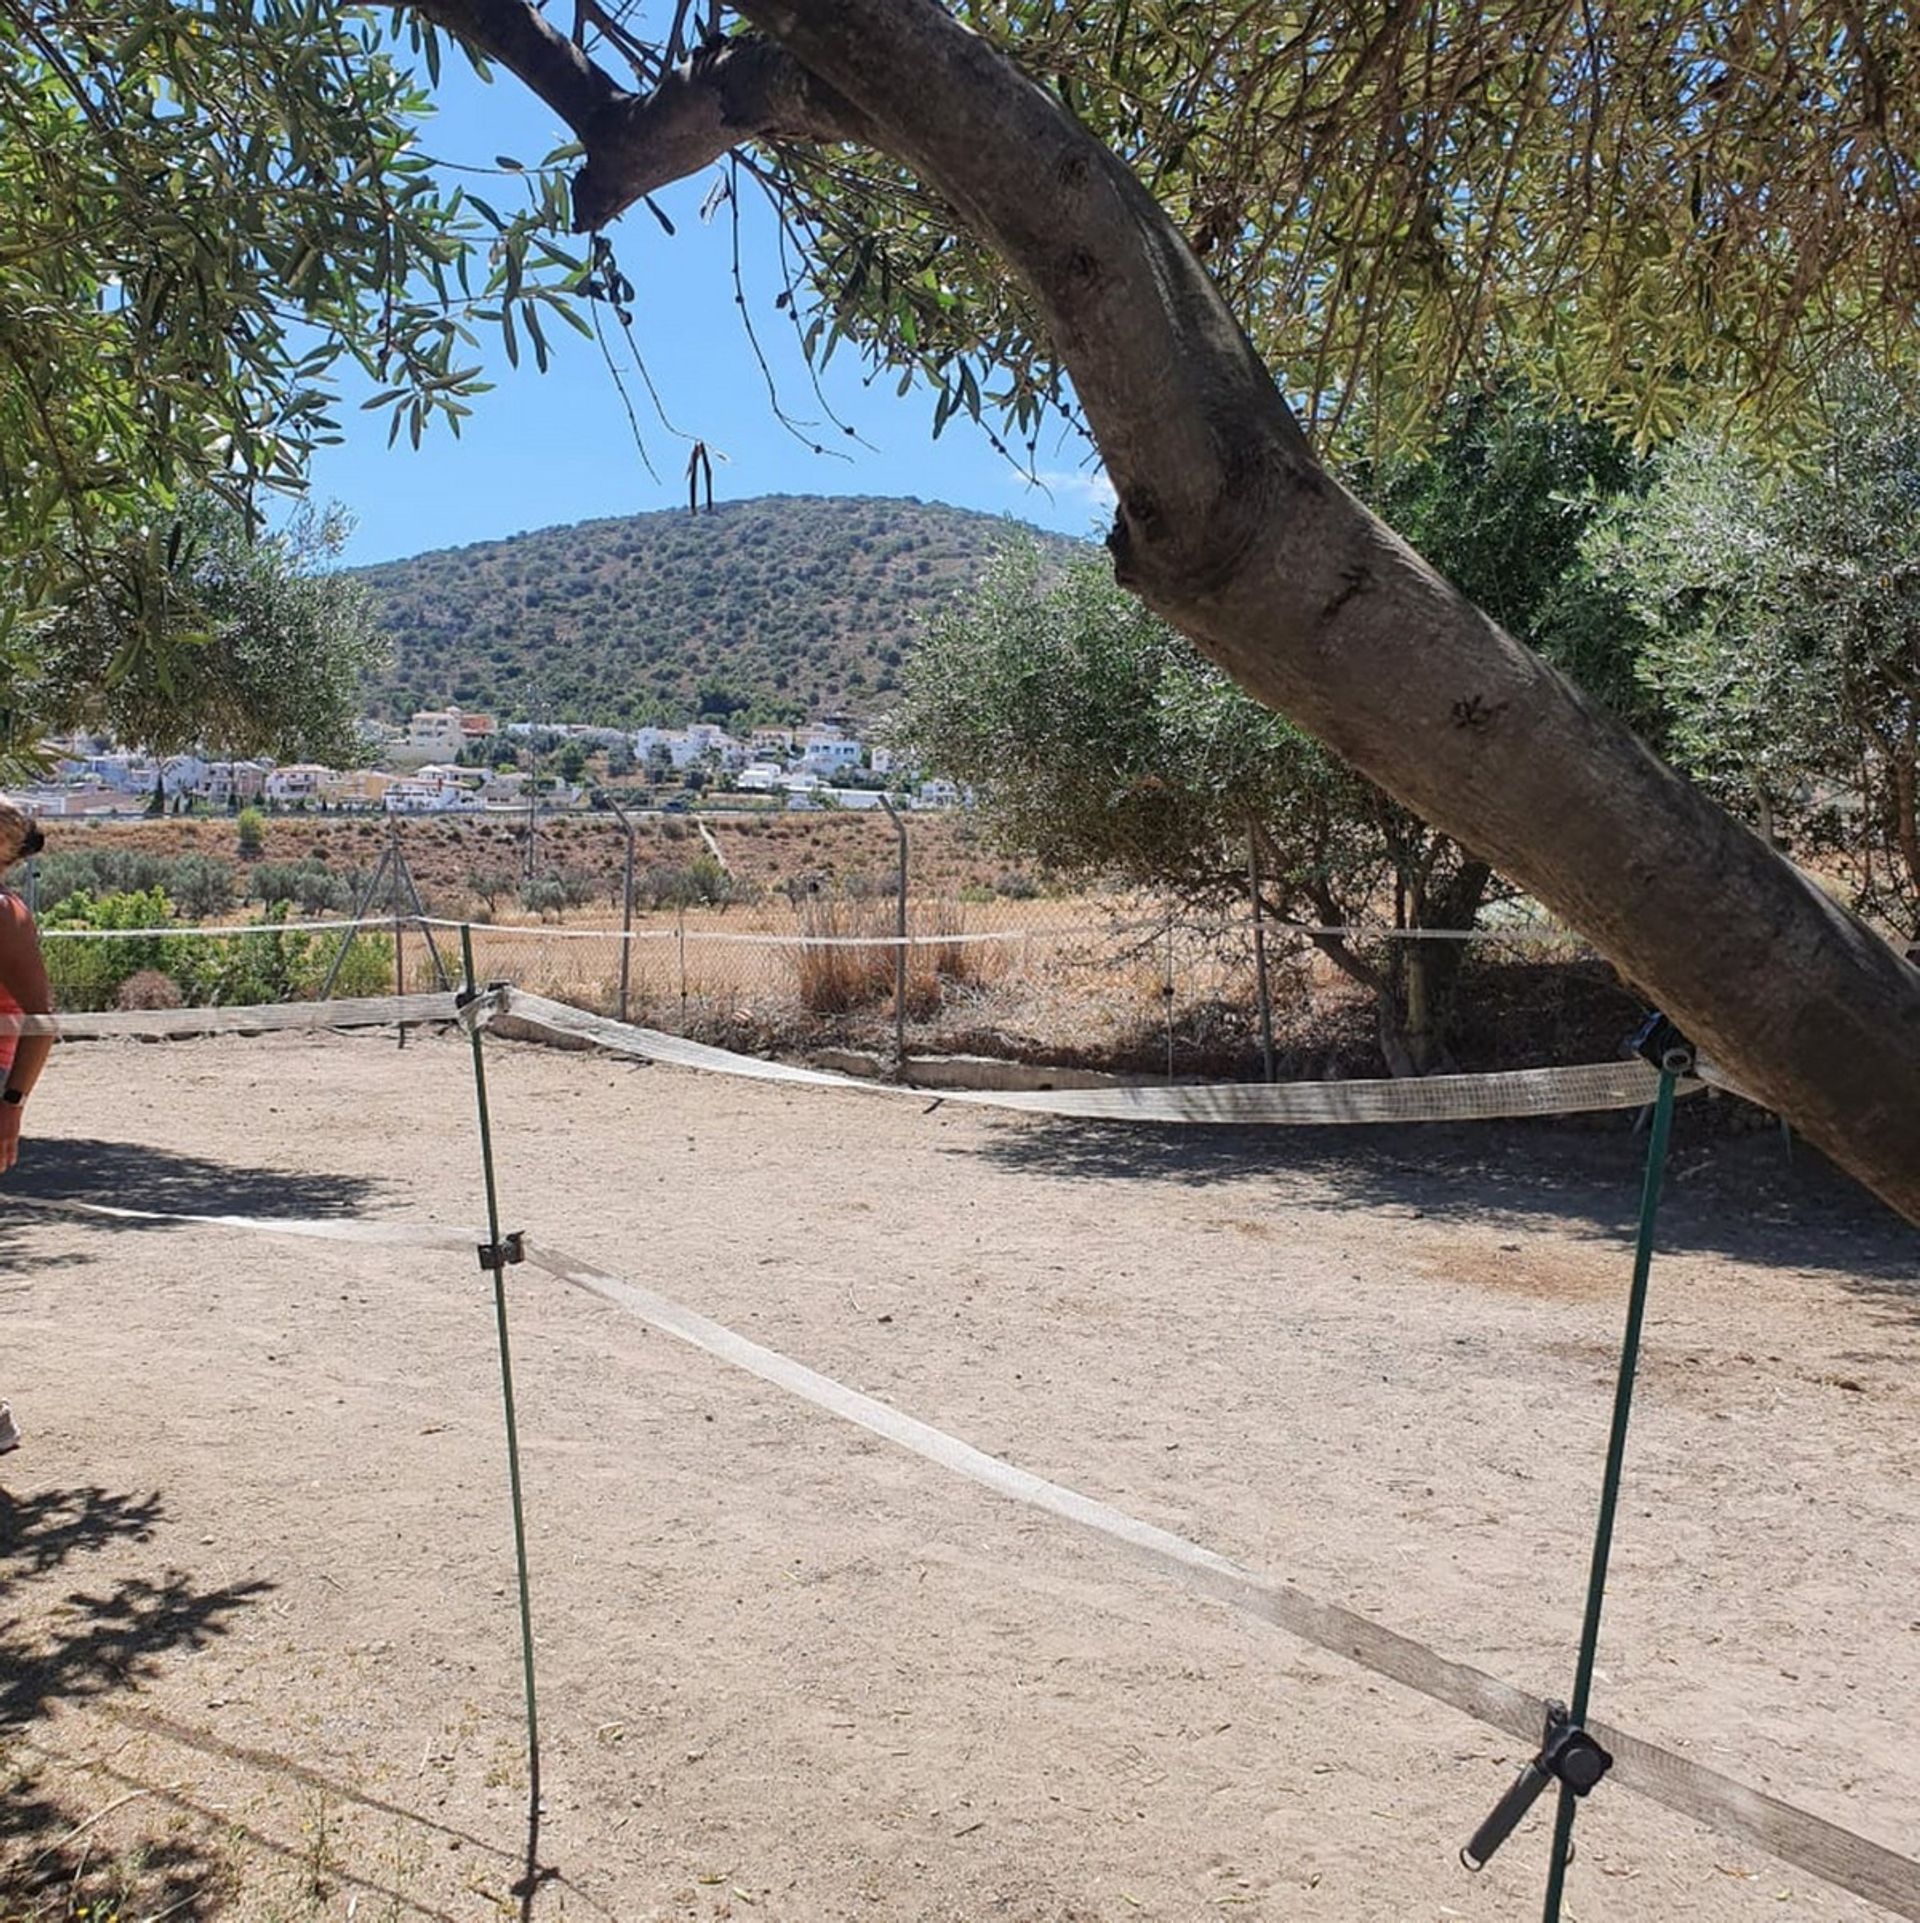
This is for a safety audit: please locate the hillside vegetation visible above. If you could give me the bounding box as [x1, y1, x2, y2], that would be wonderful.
[355, 494, 1081, 726]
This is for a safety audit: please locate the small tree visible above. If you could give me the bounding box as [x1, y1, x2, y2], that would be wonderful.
[906, 542, 1467, 1070]
[21, 495, 386, 770]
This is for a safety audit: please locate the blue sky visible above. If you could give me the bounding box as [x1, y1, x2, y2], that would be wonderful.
[304, 53, 1113, 567]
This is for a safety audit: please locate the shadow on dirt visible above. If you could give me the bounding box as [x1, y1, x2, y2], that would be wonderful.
[0, 1483, 267, 1919]
[0, 1483, 270, 1738]
[958, 1099, 1920, 1300]
[0, 1134, 390, 1268]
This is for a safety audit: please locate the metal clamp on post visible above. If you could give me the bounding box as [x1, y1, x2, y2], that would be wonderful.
[479, 1230, 526, 1272]
[453, 979, 511, 1027]
[1627, 1010, 1695, 1078]
[1461, 1702, 1613, 1872]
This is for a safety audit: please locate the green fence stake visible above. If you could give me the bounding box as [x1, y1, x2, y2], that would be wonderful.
[460, 926, 546, 1898]
[1539, 1060, 1678, 1923]
[1460, 1025, 1686, 1907]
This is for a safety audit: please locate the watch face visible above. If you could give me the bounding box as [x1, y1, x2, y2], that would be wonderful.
[1, 1089, 21, 1104]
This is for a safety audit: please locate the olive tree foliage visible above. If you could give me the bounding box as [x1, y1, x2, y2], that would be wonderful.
[905, 542, 1440, 1064]
[1355, 389, 1658, 735]
[21, 495, 388, 773]
[907, 392, 1648, 1069]
[1585, 363, 1920, 930]
[755, 0, 1920, 461]
[0, 0, 582, 756]
[903, 540, 1354, 902]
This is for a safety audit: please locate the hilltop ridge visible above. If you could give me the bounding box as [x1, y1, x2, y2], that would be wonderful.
[355, 493, 1084, 727]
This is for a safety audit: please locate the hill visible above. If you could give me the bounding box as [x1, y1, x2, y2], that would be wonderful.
[354, 493, 1083, 727]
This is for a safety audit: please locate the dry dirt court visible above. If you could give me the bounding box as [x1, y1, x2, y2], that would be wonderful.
[2, 1024, 1917, 1923]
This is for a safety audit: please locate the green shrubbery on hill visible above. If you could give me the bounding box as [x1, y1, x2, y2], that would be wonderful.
[355, 494, 1081, 727]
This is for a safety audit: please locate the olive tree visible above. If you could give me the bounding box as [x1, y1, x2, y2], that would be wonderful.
[906, 543, 1474, 1073]
[1586, 363, 1920, 930]
[18, 496, 386, 780]
[9, 0, 1920, 1218]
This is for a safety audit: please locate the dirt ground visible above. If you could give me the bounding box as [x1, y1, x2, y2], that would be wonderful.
[3, 1025, 1917, 1923]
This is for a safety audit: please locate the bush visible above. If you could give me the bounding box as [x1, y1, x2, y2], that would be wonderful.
[116, 969, 183, 1010]
[299, 927, 397, 998]
[168, 854, 235, 920]
[789, 897, 994, 1019]
[519, 875, 573, 919]
[248, 858, 351, 915]
[33, 849, 239, 918]
[635, 855, 736, 911]
[28, 850, 112, 904]
[791, 897, 895, 1013]
[40, 888, 393, 1009]
[41, 887, 177, 1009]
[236, 807, 266, 858]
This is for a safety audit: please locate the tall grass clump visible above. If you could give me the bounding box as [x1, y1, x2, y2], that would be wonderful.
[790, 897, 999, 1016]
[791, 897, 895, 1013]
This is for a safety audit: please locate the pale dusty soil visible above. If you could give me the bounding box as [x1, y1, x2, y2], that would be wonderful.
[2, 1027, 1918, 1923]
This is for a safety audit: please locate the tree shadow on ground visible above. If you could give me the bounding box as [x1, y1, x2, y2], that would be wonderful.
[0, 1486, 547, 1922]
[0, 1484, 271, 1736]
[0, 1750, 235, 1922]
[957, 1100, 1920, 1304]
[1, 1484, 269, 1919]
[0, 1135, 390, 1267]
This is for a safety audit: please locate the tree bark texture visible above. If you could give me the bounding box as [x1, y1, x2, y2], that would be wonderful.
[416, 0, 1920, 1225]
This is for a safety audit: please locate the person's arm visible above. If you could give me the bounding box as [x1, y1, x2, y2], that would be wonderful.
[0, 896, 52, 1173]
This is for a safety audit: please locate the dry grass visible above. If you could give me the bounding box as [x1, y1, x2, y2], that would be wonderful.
[790, 896, 1007, 1016]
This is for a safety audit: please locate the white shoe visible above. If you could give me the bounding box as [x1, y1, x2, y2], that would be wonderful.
[0, 1402, 20, 1454]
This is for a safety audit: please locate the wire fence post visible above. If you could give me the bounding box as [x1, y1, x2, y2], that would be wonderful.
[1457, 1022, 1683, 1917]
[458, 924, 547, 1905]
[1538, 1054, 1676, 1920]
[602, 791, 637, 1023]
[879, 793, 908, 1078]
[1164, 912, 1177, 1083]
[390, 820, 407, 1048]
[1248, 826, 1276, 1083]
[676, 903, 688, 1030]
[318, 840, 392, 1001]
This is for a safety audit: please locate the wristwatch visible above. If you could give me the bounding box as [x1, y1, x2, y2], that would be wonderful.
[1, 1088, 22, 1106]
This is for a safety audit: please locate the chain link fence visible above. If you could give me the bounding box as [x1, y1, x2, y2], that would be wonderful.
[18, 812, 1642, 1077]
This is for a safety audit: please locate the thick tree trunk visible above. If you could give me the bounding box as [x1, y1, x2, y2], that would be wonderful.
[1892, 729, 1920, 907]
[1395, 857, 1493, 1073]
[416, 0, 1920, 1224]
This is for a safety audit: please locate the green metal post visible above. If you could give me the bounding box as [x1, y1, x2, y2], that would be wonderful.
[1540, 1064, 1677, 1922]
[460, 924, 544, 1888]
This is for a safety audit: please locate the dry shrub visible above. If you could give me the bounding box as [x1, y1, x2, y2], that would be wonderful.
[912, 899, 1001, 995]
[792, 897, 894, 1012]
[116, 969, 184, 1010]
[792, 897, 1003, 1016]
